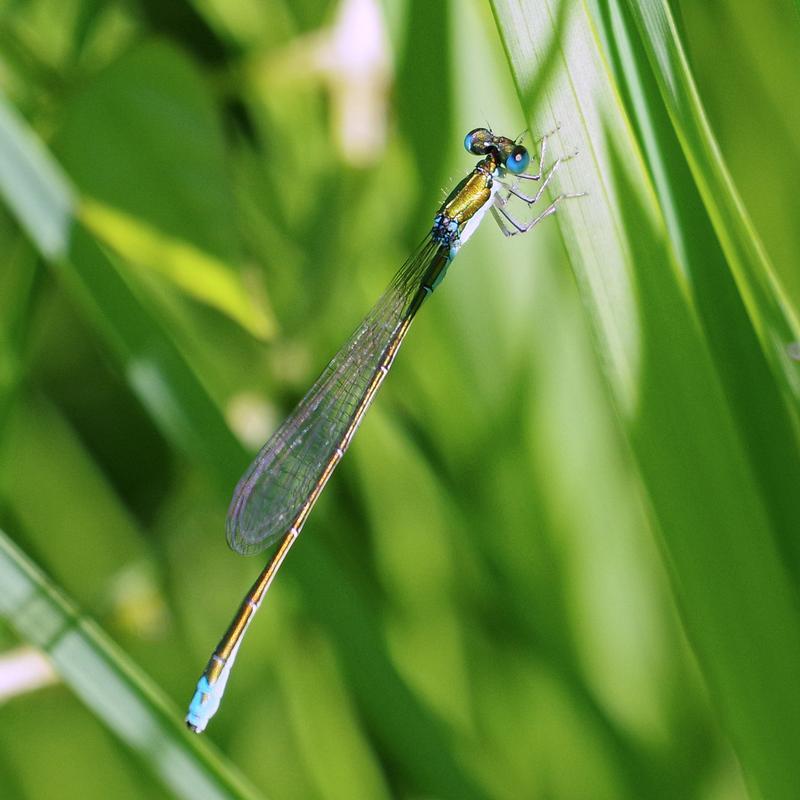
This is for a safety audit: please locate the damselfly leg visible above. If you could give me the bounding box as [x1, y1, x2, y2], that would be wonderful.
[492, 140, 584, 237]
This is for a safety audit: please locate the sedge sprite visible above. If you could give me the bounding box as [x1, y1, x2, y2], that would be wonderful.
[186, 126, 582, 733]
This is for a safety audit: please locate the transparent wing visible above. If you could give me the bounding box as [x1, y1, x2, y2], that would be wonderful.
[227, 236, 448, 555]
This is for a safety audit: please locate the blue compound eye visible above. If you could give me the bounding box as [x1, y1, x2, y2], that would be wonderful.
[505, 145, 530, 174]
[464, 127, 491, 155]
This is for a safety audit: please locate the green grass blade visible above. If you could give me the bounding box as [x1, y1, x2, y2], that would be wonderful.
[0, 100, 73, 259]
[490, 1, 800, 797]
[625, 0, 800, 404]
[0, 527, 263, 800]
[55, 42, 275, 341]
[595, 0, 800, 607]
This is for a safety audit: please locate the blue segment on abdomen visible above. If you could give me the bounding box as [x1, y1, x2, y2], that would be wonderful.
[431, 213, 459, 248]
[186, 675, 217, 732]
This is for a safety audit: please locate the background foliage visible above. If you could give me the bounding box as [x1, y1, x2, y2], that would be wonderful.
[1, 1, 799, 798]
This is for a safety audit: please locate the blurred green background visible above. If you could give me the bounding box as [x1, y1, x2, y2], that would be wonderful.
[1, 0, 800, 798]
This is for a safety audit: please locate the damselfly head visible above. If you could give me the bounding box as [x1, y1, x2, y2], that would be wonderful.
[464, 128, 531, 175]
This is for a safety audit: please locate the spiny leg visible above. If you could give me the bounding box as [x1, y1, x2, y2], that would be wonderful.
[492, 128, 585, 236]
[492, 192, 585, 237]
[500, 129, 557, 205]
[494, 146, 546, 207]
[515, 123, 561, 183]
[502, 127, 554, 197]
[528, 131, 548, 182]
[533, 122, 562, 144]
[497, 125, 568, 206]
[499, 155, 564, 205]
[490, 205, 518, 238]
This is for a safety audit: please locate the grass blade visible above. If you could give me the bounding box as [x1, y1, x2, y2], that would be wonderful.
[490, 1, 800, 796]
[0, 527, 263, 800]
[626, 0, 800, 404]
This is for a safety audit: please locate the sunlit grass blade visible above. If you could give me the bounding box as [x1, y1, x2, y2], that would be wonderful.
[625, 0, 800, 405]
[0, 48, 273, 342]
[0, 528, 263, 800]
[0, 100, 73, 259]
[81, 199, 275, 341]
[594, 0, 800, 608]
[490, 1, 800, 797]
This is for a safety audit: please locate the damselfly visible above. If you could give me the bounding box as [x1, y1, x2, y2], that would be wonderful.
[186, 127, 582, 733]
